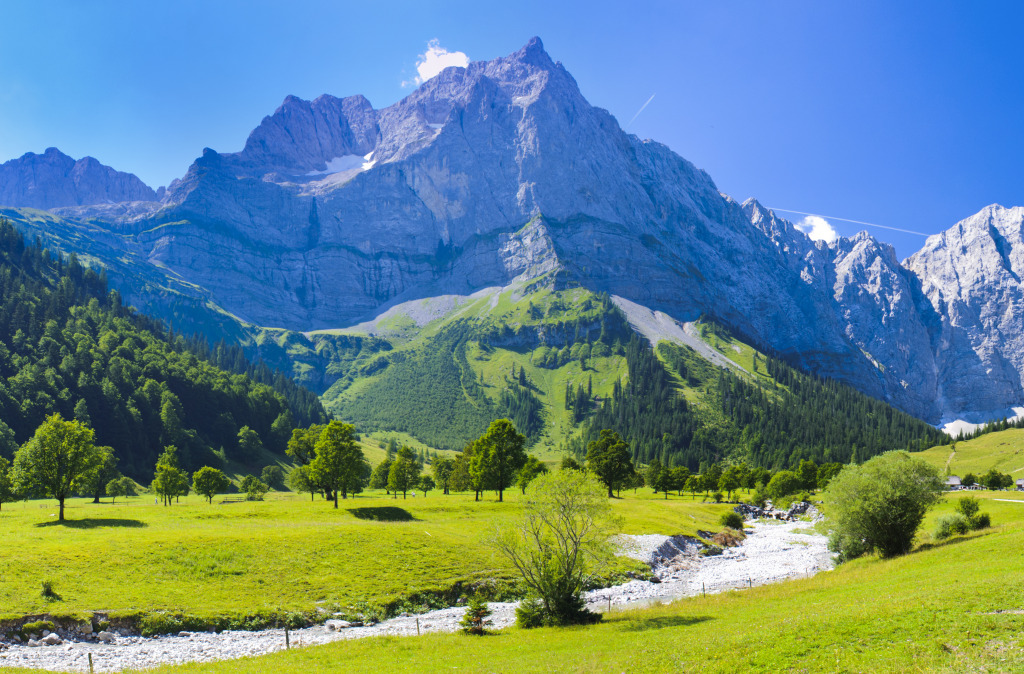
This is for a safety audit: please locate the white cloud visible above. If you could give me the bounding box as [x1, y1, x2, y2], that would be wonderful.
[794, 215, 838, 243]
[404, 39, 469, 87]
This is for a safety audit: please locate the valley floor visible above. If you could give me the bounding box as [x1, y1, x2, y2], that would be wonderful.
[0, 518, 834, 672]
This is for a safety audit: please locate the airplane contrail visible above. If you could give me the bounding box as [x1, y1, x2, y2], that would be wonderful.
[626, 94, 656, 129]
[767, 208, 931, 237]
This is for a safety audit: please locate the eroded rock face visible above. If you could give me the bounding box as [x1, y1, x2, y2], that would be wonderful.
[3, 38, 1024, 424]
[0, 147, 156, 209]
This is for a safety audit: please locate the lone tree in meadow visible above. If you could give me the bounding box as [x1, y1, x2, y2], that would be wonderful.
[13, 414, 101, 521]
[493, 470, 618, 627]
[472, 419, 527, 502]
[586, 429, 634, 498]
[432, 456, 455, 495]
[309, 420, 365, 507]
[193, 466, 231, 504]
[825, 451, 943, 561]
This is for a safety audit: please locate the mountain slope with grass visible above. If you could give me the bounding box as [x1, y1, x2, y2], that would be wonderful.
[0, 218, 326, 479]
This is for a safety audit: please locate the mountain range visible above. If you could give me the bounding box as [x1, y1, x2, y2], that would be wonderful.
[0, 37, 1020, 433]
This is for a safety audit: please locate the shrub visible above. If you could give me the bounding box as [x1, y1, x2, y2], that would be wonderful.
[933, 513, 971, 540]
[824, 451, 943, 561]
[40, 580, 61, 602]
[711, 491, 724, 503]
[719, 512, 745, 529]
[972, 512, 991, 529]
[459, 596, 491, 635]
[514, 597, 545, 629]
[956, 496, 980, 519]
[767, 470, 801, 500]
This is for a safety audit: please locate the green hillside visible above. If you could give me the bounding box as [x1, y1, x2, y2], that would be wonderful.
[916, 427, 1024, 478]
[0, 218, 325, 479]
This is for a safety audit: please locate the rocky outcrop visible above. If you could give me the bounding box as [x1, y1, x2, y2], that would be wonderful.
[0, 148, 156, 209]
[5, 39, 1024, 425]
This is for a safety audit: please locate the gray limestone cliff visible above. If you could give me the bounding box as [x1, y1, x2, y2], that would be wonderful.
[0, 148, 157, 209]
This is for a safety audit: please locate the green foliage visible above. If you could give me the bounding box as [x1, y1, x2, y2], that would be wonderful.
[956, 496, 980, 520]
[459, 596, 492, 635]
[515, 455, 548, 494]
[933, 513, 971, 540]
[0, 219, 315, 480]
[261, 465, 285, 490]
[766, 470, 801, 500]
[431, 456, 455, 494]
[151, 445, 190, 506]
[105, 475, 137, 503]
[720, 511, 745, 529]
[0, 455, 14, 509]
[962, 472, 978, 487]
[369, 457, 393, 490]
[586, 428, 634, 497]
[418, 475, 435, 496]
[981, 468, 1013, 490]
[387, 447, 418, 498]
[239, 476, 269, 501]
[493, 471, 616, 627]
[12, 413, 100, 520]
[235, 425, 263, 463]
[472, 419, 528, 501]
[21, 619, 55, 637]
[817, 462, 844, 489]
[309, 421, 367, 506]
[285, 464, 315, 500]
[825, 451, 944, 561]
[193, 467, 230, 503]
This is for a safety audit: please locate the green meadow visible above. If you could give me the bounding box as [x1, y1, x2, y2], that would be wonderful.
[121, 493, 1024, 673]
[0, 489, 726, 623]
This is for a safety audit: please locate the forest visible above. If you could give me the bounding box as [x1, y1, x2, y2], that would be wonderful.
[0, 219, 325, 478]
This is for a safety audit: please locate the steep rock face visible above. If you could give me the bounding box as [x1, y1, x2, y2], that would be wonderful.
[0, 148, 156, 209]
[9, 38, 1024, 424]
[906, 205, 1024, 420]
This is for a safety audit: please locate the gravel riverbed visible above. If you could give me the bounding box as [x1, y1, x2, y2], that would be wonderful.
[0, 518, 833, 672]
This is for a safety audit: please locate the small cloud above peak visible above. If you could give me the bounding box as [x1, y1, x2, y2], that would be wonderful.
[403, 40, 469, 87]
[794, 214, 838, 243]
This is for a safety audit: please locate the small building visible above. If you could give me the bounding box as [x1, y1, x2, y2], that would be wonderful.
[946, 476, 962, 490]
[1016, 478, 1024, 491]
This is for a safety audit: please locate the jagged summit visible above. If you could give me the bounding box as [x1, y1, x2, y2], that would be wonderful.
[0, 147, 156, 209]
[4, 38, 1024, 427]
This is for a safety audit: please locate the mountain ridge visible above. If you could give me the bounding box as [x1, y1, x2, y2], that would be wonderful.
[0, 38, 1021, 428]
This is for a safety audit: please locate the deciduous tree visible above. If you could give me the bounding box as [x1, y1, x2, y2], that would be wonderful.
[585, 429, 634, 498]
[13, 414, 100, 520]
[193, 466, 230, 504]
[309, 421, 364, 507]
[472, 419, 527, 502]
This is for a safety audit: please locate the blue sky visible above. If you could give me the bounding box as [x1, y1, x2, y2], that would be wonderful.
[1, 1, 1021, 259]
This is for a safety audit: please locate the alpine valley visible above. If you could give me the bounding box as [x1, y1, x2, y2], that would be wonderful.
[2, 37, 1019, 472]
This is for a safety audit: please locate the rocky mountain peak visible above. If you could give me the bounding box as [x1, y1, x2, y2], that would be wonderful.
[0, 147, 156, 210]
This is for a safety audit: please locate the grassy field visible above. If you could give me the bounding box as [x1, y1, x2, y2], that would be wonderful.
[0, 489, 727, 624]
[916, 427, 1024, 478]
[80, 492, 1024, 673]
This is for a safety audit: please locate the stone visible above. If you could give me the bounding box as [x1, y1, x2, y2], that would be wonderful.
[324, 620, 351, 631]
[41, 633, 62, 645]
[97, 630, 116, 643]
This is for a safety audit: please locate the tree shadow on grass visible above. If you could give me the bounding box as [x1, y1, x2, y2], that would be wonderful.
[34, 518, 147, 529]
[347, 507, 417, 522]
[616, 615, 712, 632]
[915, 529, 993, 554]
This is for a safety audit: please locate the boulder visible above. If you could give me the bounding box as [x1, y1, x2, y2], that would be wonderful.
[97, 631, 116, 643]
[41, 633, 62, 646]
[325, 620, 352, 631]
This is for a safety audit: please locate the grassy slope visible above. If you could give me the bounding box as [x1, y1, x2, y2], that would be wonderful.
[916, 428, 1024, 478]
[0, 490, 726, 621]
[61, 492, 1020, 674]
[317, 285, 630, 456]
